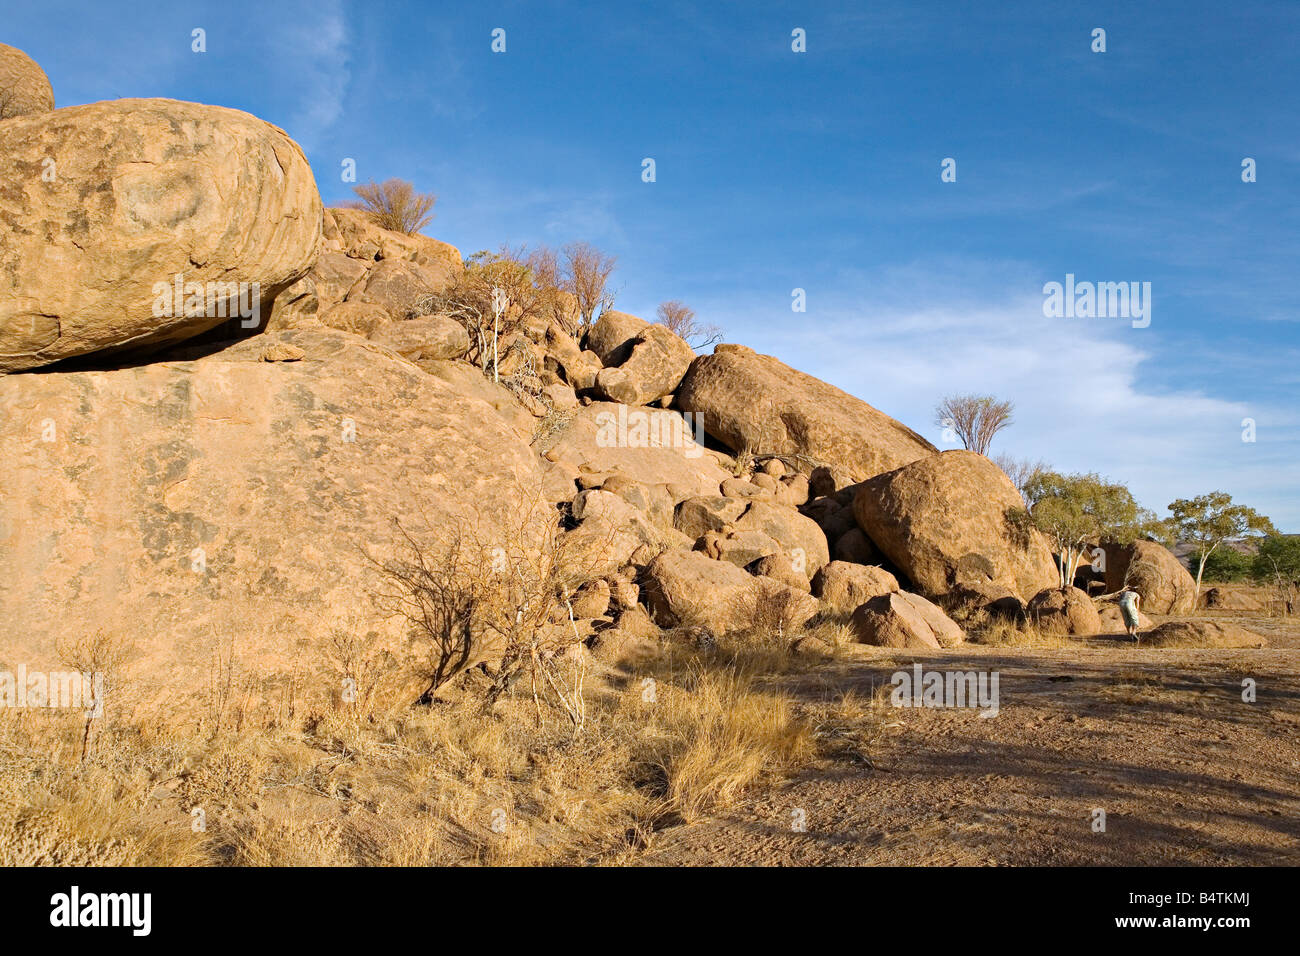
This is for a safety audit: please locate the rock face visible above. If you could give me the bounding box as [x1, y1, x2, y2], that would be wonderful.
[0, 44, 54, 119]
[676, 344, 936, 483]
[1143, 621, 1267, 648]
[535, 402, 732, 502]
[641, 549, 818, 635]
[1203, 587, 1266, 611]
[0, 99, 321, 372]
[1102, 540, 1197, 614]
[584, 310, 648, 366]
[811, 562, 899, 615]
[849, 592, 965, 649]
[0, 329, 545, 699]
[1027, 587, 1101, 635]
[367, 315, 469, 361]
[594, 324, 695, 405]
[854, 450, 1059, 600]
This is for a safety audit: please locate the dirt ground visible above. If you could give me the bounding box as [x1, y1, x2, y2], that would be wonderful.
[636, 602, 1300, 866]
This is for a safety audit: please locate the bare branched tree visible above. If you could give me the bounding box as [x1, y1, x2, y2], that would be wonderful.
[935, 394, 1015, 455]
[656, 300, 722, 350]
[560, 241, 617, 334]
[992, 453, 1049, 499]
[344, 178, 436, 235]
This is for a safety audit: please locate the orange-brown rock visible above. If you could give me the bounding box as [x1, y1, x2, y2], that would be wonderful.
[675, 345, 936, 482]
[848, 591, 965, 649]
[0, 329, 544, 701]
[0, 43, 54, 119]
[0, 99, 321, 372]
[854, 450, 1059, 600]
[1102, 540, 1197, 613]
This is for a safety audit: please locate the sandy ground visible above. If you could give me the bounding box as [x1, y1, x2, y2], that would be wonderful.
[637, 606, 1300, 866]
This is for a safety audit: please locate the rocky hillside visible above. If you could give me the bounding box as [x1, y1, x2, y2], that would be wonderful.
[0, 44, 1209, 705]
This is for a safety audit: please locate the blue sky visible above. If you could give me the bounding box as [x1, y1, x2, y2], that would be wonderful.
[7, 0, 1298, 527]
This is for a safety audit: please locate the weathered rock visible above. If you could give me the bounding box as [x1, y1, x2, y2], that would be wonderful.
[367, 315, 469, 361]
[1102, 540, 1197, 614]
[0, 44, 54, 119]
[676, 344, 936, 483]
[946, 581, 1026, 620]
[534, 402, 731, 502]
[812, 562, 899, 615]
[674, 495, 748, 539]
[261, 343, 306, 362]
[699, 528, 781, 568]
[264, 275, 319, 330]
[1143, 621, 1267, 648]
[584, 310, 647, 366]
[0, 329, 545, 701]
[731, 501, 829, 579]
[593, 325, 695, 405]
[0, 99, 321, 372]
[1203, 586, 1267, 611]
[849, 591, 965, 649]
[544, 322, 600, 390]
[413, 359, 535, 440]
[752, 551, 812, 593]
[571, 579, 611, 619]
[832, 527, 879, 565]
[1027, 587, 1101, 635]
[317, 301, 392, 336]
[326, 207, 461, 274]
[310, 250, 370, 311]
[642, 549, 817, 635]
[1095, 603, 1155, 634]
[854, 450, 1059, 600]
[349, 258, 455, 320]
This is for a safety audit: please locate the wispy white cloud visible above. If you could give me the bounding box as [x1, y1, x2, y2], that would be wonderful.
[694, 273, 1300, 529]
[280, 0, 350, 150]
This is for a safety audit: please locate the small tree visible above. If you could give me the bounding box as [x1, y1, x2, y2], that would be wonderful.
[656, 300, 722, 350]
[1168, 492, 1277, 603]
[1018, 472, 1157, 588]
[935, 394, 1015, 455]
[560, 241, 617, 334]
[345, 178, 436, 235]
[1252, 535, 1300, 614]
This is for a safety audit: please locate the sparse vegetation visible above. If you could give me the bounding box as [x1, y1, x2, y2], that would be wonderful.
[345, 178, 437, 235]
[656, 300, 722, 350]
[560, 241, 617, 334]
[935, 394, 1014, 456]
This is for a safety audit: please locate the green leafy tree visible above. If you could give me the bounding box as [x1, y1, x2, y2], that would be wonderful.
[1168, 493, 1277, 602]
[1200, 547, 1255, 583]
[1251, 535, 1300, 613]
[1018, 472, 1160, 589]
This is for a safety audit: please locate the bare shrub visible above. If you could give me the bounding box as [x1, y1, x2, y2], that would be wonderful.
[344, 178, 436, 235]
[992, 453, 1048, 499]
[935, 394, 1014, 455]
[656, 300, 722, 350]
[560, 241, 617, 334]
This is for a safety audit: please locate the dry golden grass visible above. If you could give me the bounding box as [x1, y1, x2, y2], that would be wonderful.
[964, 613, 1069, 649]
[0, 631, 837, 866]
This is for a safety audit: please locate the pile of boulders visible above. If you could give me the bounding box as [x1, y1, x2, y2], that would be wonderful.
[2, 43, 1229, 701]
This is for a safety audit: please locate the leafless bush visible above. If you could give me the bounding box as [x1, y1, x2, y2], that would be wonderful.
[656, 300, 722, 350]
[344, 178, 436, 235]
[935, 394, 1014, 455]
[561, 241, 617, 334]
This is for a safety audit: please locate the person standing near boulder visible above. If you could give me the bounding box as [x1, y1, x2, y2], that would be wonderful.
[1118, 587, 1142, 643]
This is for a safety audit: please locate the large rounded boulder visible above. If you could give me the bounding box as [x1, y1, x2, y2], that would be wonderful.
[854, 450, 1059, 600]
[676, 344, 936, 484]
[0, 43, 54, 119]
[1027, 587, 1101, 635]
[0, 99, 321, 372]
[848, 591, 965, 649]
[1102, 540, 1197, 613]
